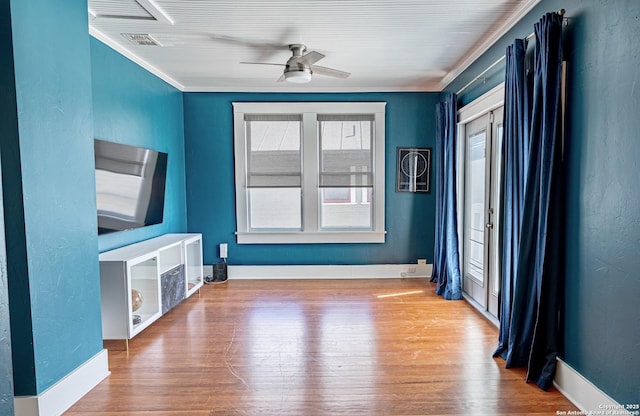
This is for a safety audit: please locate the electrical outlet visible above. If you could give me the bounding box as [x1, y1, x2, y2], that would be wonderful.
[407, 267, 417, 274]
[417, 259, 427, 265]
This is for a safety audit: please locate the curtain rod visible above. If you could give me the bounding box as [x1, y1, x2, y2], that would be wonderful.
[455, 9, 566, 96]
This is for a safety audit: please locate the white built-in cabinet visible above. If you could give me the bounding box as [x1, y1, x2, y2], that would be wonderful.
[99, 233, 203, 345]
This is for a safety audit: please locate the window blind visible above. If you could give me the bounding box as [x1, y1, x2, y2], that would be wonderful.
[318, 115, 374, 188]
[245, 114, 302, 188]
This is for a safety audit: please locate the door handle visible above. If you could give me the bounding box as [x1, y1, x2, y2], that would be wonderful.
[485, 223, 494, 229]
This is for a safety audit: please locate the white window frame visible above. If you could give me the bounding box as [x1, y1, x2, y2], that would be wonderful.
[233, 102, 386, 244]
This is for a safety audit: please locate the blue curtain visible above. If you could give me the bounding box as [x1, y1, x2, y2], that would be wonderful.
[493, 38, 532, 361]
[431, 93, 462, 300]
[494, 12, 564, 391]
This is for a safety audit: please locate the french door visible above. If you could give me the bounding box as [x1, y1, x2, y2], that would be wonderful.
[459, 98, 503, 320]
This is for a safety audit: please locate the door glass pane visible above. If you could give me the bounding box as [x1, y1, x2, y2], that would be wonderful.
[492, 122, 504, 295]
[465, 131, 486, 282]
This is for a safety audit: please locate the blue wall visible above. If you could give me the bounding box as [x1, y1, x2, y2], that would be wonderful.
[91, 38, 188, 252]
[0, 0, 16, 411]
[0, 7, 187, 396]
[447, 0, 640, 405]
[4, 0, 103, 394]
[0, 165, 12, 412]
[184, 92, 439, 266]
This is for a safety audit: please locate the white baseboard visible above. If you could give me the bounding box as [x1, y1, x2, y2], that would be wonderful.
[15, 349, 110, 416]
[219, 263, 432, 280]
[554, 358, 630, 414]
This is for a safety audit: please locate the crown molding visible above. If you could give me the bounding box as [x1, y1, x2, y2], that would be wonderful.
[439, 0, 541, 91]
[89, 27, 185, 91]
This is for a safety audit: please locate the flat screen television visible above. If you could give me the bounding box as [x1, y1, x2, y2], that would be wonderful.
[94, 139, 168, 235]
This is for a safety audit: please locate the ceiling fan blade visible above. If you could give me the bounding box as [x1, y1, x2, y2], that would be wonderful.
[210, 34, 287, 51]
[255, 27, 298, 62]
[311, 65, 351, 79]
[276, 74, 286, 82]
[297, 51, 325, 66]
[240, 62, 286, 67]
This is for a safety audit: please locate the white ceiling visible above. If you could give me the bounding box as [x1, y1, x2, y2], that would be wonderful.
[88, 0, 539, 92]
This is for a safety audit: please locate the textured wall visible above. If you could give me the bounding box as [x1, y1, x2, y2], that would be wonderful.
[7, 0, 104, 394]
[0, 167, 14, 416]
[91, 38, 188, 253]
[184, 92, 439, 266]
[0, 0, 16, 411]
[0, 204, 12, 412]
[446, 0, 640, 405]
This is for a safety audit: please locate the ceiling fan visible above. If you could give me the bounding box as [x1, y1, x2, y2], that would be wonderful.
[241, 44, 351, 84]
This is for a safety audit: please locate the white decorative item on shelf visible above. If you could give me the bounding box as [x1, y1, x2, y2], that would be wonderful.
[131, 289, 143, 311]
[131, 288, 143, 325]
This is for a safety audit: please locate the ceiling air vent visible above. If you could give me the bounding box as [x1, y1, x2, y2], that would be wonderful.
[121, 33, 161, 46]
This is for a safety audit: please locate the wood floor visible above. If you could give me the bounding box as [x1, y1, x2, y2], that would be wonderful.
[66, 278, 578, 415]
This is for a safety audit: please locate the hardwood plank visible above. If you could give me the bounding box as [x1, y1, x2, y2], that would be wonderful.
[66, 279, 578, 415]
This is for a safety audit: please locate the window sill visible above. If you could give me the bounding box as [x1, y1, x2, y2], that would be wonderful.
[236, 231, 387, 244]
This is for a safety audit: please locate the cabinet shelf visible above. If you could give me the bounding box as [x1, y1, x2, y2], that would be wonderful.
[185, 236, 204, 297]
[159, 243, 182, 274]
[131, 312, 160, 334]
[99, 233, 203, 345]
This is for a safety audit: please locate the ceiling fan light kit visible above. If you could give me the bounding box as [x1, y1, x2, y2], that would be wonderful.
[284, 68, 312, 83]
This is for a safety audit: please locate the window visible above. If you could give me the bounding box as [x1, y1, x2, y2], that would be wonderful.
[245, 115, 302, 230]
[233, 102, 386, 244]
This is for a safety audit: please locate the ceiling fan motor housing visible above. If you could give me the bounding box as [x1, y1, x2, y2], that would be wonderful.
[284, 44, 312, 83]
